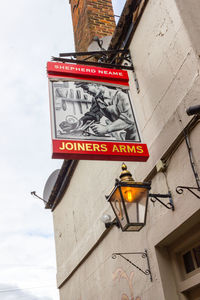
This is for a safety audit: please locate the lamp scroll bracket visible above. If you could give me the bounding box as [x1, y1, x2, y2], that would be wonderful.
[112, 250, 152, 282]
[149, 192, 174, 211]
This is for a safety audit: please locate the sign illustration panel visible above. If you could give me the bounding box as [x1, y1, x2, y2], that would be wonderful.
[52, 81, 140, 142]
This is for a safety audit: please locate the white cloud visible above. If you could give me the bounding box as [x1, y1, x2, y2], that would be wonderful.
[0, 283, 53, 300]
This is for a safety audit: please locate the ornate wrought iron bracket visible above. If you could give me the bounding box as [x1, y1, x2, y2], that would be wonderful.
[31, 191, 47, 205]
[149, 192, 174, 211]
[112, 250, 152, 282]
[52, 49, 133, 70]
[176, 124, 200, 199]
[51, 49, 140, 93]
[176, 186, 200, 199]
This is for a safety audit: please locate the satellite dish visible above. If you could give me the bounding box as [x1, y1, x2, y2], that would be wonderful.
[43, 169, 60, 203]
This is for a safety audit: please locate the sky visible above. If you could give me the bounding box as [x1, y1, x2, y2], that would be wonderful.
[0, 1, 125, 299]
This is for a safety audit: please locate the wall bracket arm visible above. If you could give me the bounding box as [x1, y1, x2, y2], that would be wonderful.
[112, 250, 152, 282]
[176, 186, 200, 199]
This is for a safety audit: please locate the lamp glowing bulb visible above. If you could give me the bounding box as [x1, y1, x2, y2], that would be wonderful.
[124, 189, 134, 203]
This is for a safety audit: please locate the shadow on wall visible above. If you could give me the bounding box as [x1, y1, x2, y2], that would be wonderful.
[113, 268, 141, 300]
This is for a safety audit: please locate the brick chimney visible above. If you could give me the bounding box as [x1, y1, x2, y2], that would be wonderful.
[69, 0, 116, 52]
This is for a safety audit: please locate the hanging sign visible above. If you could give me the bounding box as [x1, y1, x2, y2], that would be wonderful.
[47, 62, 149, 161]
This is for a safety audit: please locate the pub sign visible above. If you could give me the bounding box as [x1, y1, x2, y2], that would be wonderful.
[47, 62, 149, 161]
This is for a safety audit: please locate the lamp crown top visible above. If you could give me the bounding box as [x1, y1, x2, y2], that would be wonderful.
[120, 163, 135, 182]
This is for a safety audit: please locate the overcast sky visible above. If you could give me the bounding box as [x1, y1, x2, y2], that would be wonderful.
[0, 1, 125, 299]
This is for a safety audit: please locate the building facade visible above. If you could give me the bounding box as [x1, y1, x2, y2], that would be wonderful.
[46, 0, 200, 299]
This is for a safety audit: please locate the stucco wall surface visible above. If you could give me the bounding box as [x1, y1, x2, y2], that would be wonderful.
[52, 0, 200, 298]
[128, 0, 200, 181]
[55, 122, 200, 299]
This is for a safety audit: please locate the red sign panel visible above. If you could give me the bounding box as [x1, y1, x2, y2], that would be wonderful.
[52, 140, 149, 161]
[47, 62, 129, 86]
[47, 62, 149, 162]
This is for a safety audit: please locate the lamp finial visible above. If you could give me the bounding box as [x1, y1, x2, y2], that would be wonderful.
[122, 163, 127, 171]
[120, 163, 134, 182]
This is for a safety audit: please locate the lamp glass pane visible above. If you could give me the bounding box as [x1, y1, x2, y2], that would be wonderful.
[120, 186, 148, 224]
[138, 194, 148, 223]
[109, 187, 128, 228]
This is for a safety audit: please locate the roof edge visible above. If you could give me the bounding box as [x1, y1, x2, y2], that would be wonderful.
[109, 0, 148, 51]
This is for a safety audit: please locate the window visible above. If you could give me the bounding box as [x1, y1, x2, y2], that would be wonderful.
[194, 245, 200, 268]
[183, 251, 195, 273]
[182, 244, 200, 274]
[166, 223, 200, 299]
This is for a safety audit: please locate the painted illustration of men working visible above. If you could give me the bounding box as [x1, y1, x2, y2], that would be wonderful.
[52, 81, 140, 142]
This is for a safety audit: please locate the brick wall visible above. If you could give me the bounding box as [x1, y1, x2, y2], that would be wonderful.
[70, 0, 116, 51]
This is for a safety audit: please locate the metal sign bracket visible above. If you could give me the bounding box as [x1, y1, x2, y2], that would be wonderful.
[51, 49, 140, 93]
[112, 250, 152, 282]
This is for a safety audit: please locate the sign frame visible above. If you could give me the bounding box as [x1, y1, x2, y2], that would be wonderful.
[47, 62, 149, 162]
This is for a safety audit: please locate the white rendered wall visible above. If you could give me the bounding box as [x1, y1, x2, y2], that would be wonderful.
[53, 0, 200, 299]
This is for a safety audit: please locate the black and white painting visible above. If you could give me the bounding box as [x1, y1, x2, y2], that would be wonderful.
[51, 81, 140, 142]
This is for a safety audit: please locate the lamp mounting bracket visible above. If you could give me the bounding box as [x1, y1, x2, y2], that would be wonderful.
[149, 192, 174, 210]
[112, 250, 152, 282]
[105, 220, 120, 229]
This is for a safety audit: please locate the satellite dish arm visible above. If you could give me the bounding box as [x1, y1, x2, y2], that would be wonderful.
[31, 191, 48, 204]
